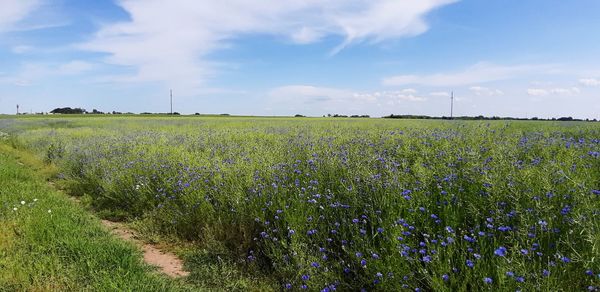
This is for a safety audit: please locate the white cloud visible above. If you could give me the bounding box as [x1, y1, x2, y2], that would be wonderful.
[11, 45, 33, 54]
[430, 91, 450, 97]
[469, 86, 504, 96]
[354, 91, 427, 102]
[383, 62, 549, 87]
[269, 85, 426, 107]
[527, 88, 548, 96]
[0, 0, 42, 32]
[579, 78, 600, 86]
[81, 0, 457, 94]
[57, 61, 94, 75]
[0, 61, 95, 86]
[527, 87, 580, 96]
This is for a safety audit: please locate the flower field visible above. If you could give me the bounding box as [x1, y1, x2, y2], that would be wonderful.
[2, 116, 599, 291]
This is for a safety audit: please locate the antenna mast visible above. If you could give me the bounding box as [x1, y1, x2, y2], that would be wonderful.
[450, 91, 454, 119]
[16, 104, 19, 115]
[170, 89, 173, 115]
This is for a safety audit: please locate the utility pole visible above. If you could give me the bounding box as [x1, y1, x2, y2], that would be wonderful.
[450, 91, 454, 119]
[170, 89, 173, 115]
[16, 104, 19, 115]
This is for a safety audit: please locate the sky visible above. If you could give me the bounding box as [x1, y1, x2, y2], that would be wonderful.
[1, 0, 599, 118]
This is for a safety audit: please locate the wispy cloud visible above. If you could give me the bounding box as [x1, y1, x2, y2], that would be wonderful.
[0, 0, 43, 32]
[579, 78, 600, 86]
[80, 0, 457, 94]
[0, 61, 95, 86]
[383, 62, 550, 87]
[527, 87, 580, 97]
[430, 91, 450, 97]
[469, 86, 504, 96]
[268, 85, 426, 111]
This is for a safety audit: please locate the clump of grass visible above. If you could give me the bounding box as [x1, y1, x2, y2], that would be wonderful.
[0, 149, 191, 291]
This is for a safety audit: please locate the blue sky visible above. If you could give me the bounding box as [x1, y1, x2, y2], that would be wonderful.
[1, 0, 599, 118]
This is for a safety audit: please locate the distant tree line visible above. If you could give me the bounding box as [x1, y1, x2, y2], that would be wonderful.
[323, 114, 370, 118]
[383, 114, 598, 122]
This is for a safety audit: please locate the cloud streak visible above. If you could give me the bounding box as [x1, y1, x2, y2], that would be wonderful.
[579, 78, 600, 86]
[80, 0, 457, 93]
[527, 87, 580, 97]
[383, 62, 550, 87]
[0, 0, 42, 32]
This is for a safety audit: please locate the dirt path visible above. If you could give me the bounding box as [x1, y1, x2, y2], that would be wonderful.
[101, 220, 189, 278]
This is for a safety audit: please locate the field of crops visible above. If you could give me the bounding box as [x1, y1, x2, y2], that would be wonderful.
[1, 116, 599, 291]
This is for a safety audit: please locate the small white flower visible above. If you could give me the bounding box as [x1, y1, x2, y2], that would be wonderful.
[48, 209, 52, 213]
[20, 201, 26, 205]
[13, 207, 18, 211]
[33, 199, 38, 202]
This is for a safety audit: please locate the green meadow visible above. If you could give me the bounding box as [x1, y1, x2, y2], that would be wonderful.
[1, 115, 599, 291]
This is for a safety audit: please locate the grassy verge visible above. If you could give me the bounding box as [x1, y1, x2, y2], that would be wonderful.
[0, 144, 276, 291]
[0, 144, 190, 291]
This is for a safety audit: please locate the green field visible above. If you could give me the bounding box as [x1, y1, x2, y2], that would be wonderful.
[1, 115, 599, 291]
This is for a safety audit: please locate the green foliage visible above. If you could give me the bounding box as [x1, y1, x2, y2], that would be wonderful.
[0, 149, 190, 291]
[2, 116, 600, 291]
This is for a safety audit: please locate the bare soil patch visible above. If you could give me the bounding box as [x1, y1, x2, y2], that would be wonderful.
[101, 220, 189, 278]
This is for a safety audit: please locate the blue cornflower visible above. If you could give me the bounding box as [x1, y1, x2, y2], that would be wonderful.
[377, 227, 384, 233]
[361, 259, 367, 267]
[355, 252, 363, 258]
[494, 246, 507, 257]
[311, 262, 320, 268]
[586, 270, 594, 276]
[542, 269, 550, 277]
[302, 274, 310, 281]
[516, 276, 525, 283]
[372, 253, 380, 259]
[483, 277, 493, 284]
[284, 283, 292, 289]
[422, 256, 432, 263]
[497, 226, 512, 232]
[521, 249, 529, 255]
[466, 260, 474, 268]
[463, 235, 475, 243]
[442, 274, 449, 281]
[506, 271, 514, 277]
[561, 256, 571, 263]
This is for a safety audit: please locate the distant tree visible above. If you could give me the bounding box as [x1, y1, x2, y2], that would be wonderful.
[557, 117, 573, 121]
[294, 114, 305, 117]
[194, 113, 201, 115]
[50, 107, 86, 114]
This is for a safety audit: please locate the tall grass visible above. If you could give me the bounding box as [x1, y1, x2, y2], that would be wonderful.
[2, 116, 599, 290]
